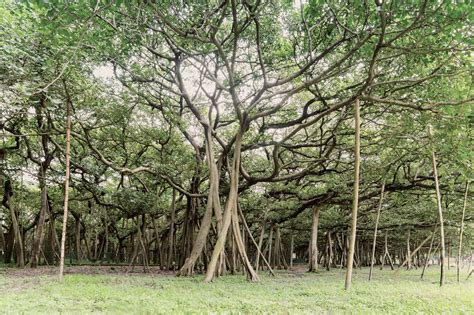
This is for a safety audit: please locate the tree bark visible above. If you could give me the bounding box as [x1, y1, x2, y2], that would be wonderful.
[177, 129, 219, 276]
[308, 206, 320, 272]
[30, 174, 48, 268]
[3, 180, 24, 267]
[167, 188, 176, 269]
[204, 128, 258, 282]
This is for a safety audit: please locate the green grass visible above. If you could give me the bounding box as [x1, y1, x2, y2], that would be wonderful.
[0, 266, 472, 314]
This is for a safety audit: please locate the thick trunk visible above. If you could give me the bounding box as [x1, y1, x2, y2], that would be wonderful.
[308, 206, 320, 272]
[4, 225, 14, 264]
[31, 174, 48, 268]
[167, 188, 176, 269]
[45, 199, 60, 263]
[179, 194, 196, 267]
[139, 215, 149, 272]
[178, 129, 219, 276]
[204, 130, 241, 282]
[0, 222, 5, 261]
[3, 180, 24, 267]
[231, 226, 238, 274]
[345, 99, 361, 290]
[204, 129, 258, 282]
[177, 198, 213, 276]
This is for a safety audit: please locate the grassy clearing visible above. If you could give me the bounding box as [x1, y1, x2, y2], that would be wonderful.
[0, 266, 472, 314]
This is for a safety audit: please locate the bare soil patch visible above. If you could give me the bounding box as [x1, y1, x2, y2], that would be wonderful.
[0, 265, 176, 278]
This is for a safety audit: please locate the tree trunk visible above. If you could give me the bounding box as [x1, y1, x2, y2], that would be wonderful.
[178, 129, 219, 276]
[382, 231, 394, 270]
[406, 228, 411, 270]
[308, 206, 320, 272]
[231, 203, 259, 281]
[31, 174, 48, 268]
[274, 225, 282, 269]
[3, 180, 24, 267]
[237, 207, 275, 276]
[429, 125, 446, 287]
[345, 98, 361, 290]
[326, 231, 333, 271]
[290, 234, 294, 270]
[398, 232, 435, 271]
[369, 182, 385, 280]
[74, 215, 81, 261]
[167, 188, 176, 269]
[267, 224, 274, 268]
[420, 231, 438, 279]
[59, 97, 72, 279]
[0, 221, 5, 261]
[457, 181, 469, 282]
[255, 221, 265, 270]
[204, 128, 258, 282]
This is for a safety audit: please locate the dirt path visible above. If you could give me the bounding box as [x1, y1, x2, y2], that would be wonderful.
[0, 265, 175, 278]
[0, 263, 312, 278]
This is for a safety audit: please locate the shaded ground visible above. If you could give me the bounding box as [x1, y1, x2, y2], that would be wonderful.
[0, 265, 175, 278]
[0, 265, 472, 314]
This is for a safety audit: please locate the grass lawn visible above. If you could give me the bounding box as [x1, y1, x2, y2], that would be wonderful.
[0, 265, 472, 314]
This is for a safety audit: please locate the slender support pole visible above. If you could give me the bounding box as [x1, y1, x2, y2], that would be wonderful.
[421, 223, 437, 279]
[369, 181, 385, 280]
[428, 125, 446, 287]
[238, 205, 275, 276]
[345, 98, 361, 290]
[457, 181, 469, 282]
[59, 91, 72, 280]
